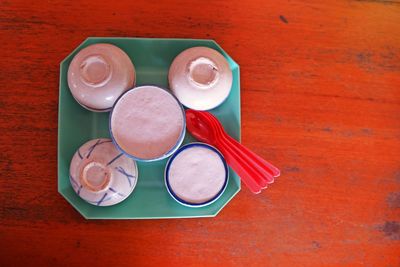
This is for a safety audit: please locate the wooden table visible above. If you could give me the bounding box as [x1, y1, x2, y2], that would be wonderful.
[1, 1, 399, 266]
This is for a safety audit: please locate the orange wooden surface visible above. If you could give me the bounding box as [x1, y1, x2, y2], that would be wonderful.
[1, 0, 399, 266]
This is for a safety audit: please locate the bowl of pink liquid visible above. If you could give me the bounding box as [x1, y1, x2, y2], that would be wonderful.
[109, 85, 186, 162]
[164, 142, 229, 207]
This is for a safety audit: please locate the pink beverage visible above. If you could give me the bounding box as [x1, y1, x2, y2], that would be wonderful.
[67, 43, 135, 111]
[165, 143, 228, 207]
[110, 85, 185, 161]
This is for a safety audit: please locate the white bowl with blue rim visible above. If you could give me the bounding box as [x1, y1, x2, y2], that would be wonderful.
[164, 142, 229, 208]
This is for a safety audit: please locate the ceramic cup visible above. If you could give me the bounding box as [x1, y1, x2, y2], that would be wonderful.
[69, 138, 138, 206]
[168, 46, 233, 111]
[110, 85, 186, 162]
[164, 142, 229, 207]
[67, 43, 135, 112]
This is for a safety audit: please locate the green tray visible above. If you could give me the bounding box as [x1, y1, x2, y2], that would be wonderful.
[58, 37, 241, 219]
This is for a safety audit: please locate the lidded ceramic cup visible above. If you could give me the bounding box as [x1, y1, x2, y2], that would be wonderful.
[168, 47, 233, 111]
[69, 138, 138, 206]
[67, 43, 135, 112]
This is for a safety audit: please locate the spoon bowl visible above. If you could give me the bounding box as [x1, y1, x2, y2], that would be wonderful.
[185, 109, 216, 144]
[185, 109, 280, 194]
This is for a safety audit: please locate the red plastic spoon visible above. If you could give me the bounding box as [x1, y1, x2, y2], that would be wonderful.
[186, 109, 280, 194]
[185, 110, 261, 193]
[197, 111, 269, 189]
[204, 112, 280, 179]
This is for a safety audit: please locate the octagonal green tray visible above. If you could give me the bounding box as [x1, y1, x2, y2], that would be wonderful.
[58, 37, 241, 219]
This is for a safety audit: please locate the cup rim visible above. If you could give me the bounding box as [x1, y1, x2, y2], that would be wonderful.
[164, 142, 229, 207]
[109, 85, 186, 162]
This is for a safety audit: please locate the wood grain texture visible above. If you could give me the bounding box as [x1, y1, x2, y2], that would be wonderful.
[0, 0, 399, 266]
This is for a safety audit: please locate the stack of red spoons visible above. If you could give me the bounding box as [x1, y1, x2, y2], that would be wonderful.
[185, 109, 280, 194]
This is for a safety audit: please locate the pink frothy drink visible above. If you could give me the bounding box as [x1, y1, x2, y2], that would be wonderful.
[110, 85, 185, 161]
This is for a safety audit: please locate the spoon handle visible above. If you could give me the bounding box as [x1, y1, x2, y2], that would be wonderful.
[216, 143, 262, 194]
[217, 138, 269, 189]
[225, 134, 280, 179]
[204, 112, 280, 180]
[221, 135, 275, 185]
[208, 116, 270, 188]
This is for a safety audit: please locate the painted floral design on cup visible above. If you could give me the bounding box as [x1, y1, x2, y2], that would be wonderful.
[69, 138, 138, 206]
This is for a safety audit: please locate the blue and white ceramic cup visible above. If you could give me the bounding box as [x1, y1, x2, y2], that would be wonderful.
[69, 138, 138, 206]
